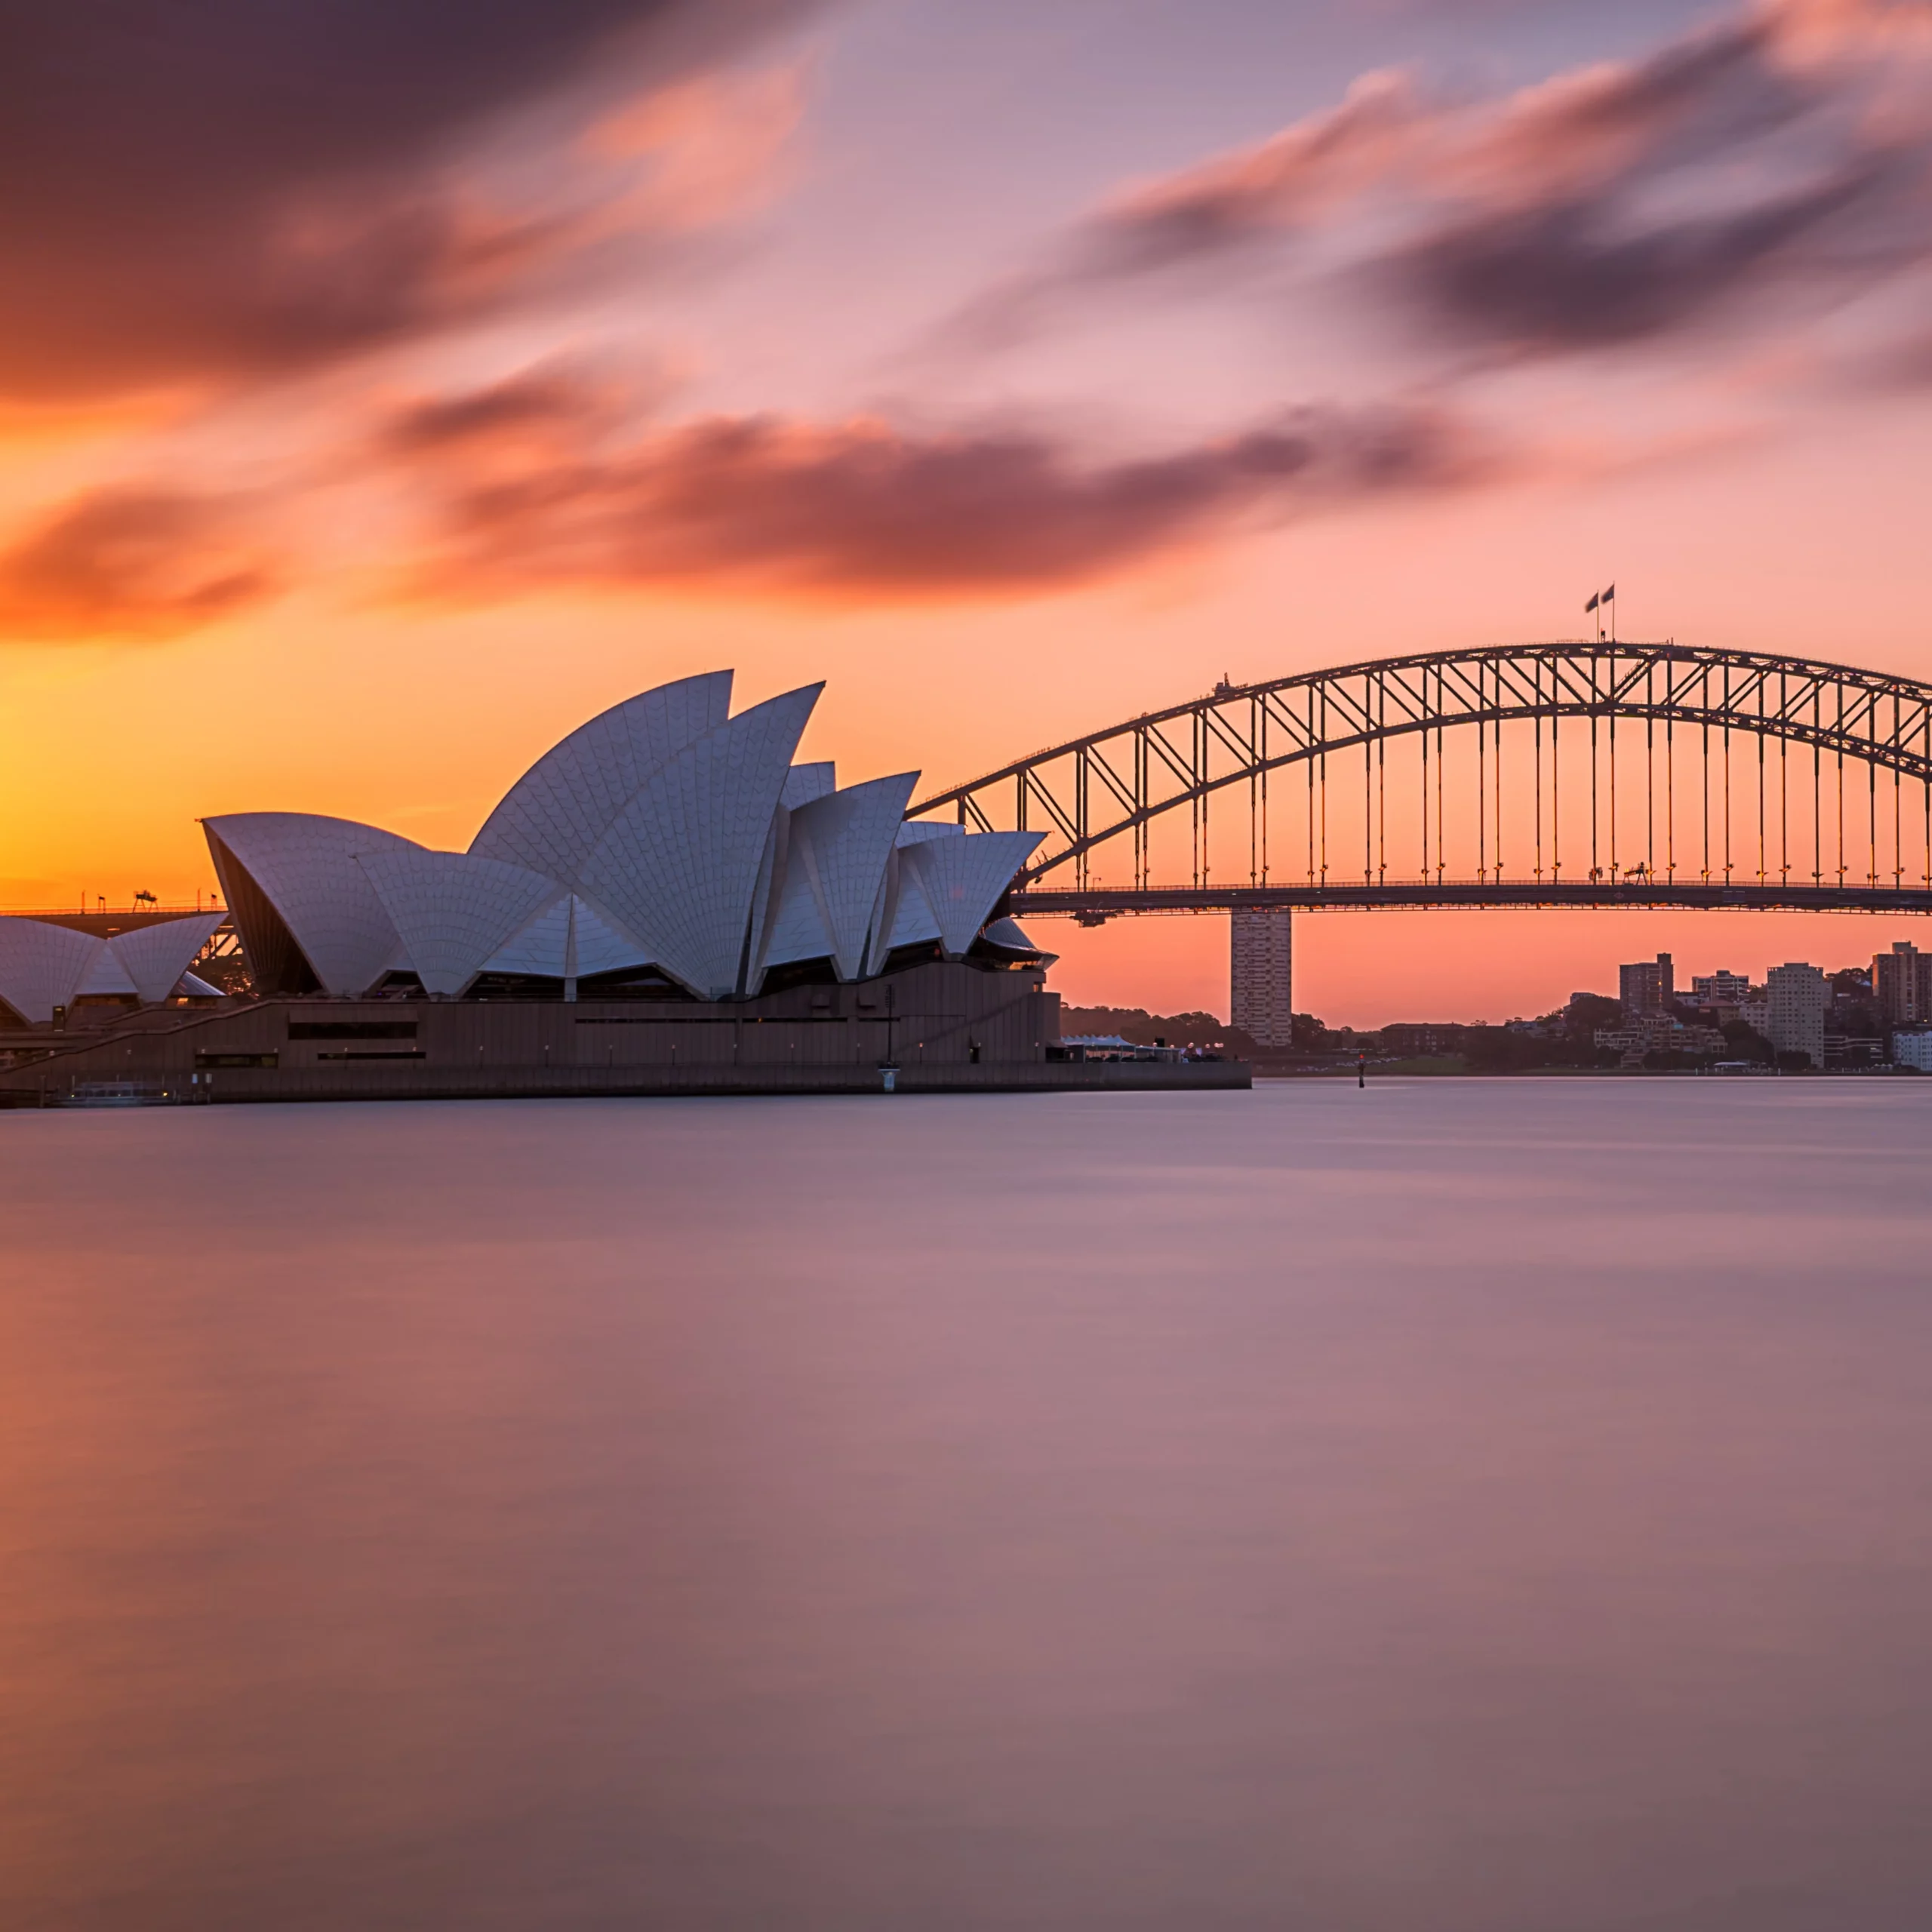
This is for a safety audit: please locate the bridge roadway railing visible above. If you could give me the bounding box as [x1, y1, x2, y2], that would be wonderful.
[1008, 879, 1932, 924]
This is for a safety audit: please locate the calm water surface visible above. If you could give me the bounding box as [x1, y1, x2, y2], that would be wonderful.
[5, 1080, 1932, 1930]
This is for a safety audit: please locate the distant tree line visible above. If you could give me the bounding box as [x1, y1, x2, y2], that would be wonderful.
[1062, 991, 1795, 1071]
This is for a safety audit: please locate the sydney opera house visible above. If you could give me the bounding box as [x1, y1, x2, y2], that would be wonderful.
[198, 670, 1044, 1005]
[2, 671, 1239, 1101]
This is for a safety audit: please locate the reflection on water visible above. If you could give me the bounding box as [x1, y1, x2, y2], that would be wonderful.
[5, 1081, 1932, 1930]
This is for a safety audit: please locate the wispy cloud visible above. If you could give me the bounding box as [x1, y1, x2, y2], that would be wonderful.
[0, 488, 279, 641]
[376, 365, 648, 459]
[0, 366, 1488, 641]
[380, 389, 1484, 601]
[955, 1, 1932, 371]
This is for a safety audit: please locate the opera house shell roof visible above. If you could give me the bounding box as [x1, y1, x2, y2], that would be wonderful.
[200, 672, 1045, 1003]
[0, 912, 226, 1028]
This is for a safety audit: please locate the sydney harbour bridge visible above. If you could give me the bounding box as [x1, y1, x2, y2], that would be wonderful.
[911, 642, 1932, 925]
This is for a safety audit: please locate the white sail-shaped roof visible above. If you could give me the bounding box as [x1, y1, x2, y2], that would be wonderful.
[0, 912, 231, 1021]
[981, 915, 1044, 956]
[357, 849, 564, 998]
[481, 894, 572, 978]
[74, 943, 140, 998]
[569, 898, 653, 978]
[203, 813, 420, 996]
[777, 773, 919, 981]
[880, 858, 941, 955]
[185, 669, 1059, 1008]
[109, 912, 227, 1003]
[745, 817, 787, 978]
[870, 818, 967, 961]
[782, 762, 836, 808]
[746, 764, 838, 975]
[469, 671, 733, 884]
[760, 863, 834, 971]
[579, 685, 821, 999]
[479, 893, 646, 980]
[177, 971, 223, 999]
[900, 829, 1044, 958]
[0, 919, 103, 1023]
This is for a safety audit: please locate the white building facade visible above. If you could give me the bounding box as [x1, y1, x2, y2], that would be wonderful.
[1764, 961, 1827, 1067]
[1891, 1029, 1932, 1072]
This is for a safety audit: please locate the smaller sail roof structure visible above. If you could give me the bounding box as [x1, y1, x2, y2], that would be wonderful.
[0, 913, 228, 1024]
[769, 773, 918, 981]
[110, 912, 227, 1003]
[872, 820, 968, 959]
[73, 945, 140, 998]
[357, 849, 564, 998]
[0, 918, 104, 1025]
[205, 813, 420, 996]
[760, 863, 834, 971]
[900, 830, 1044, 958]
[880, 858, 940, 954]
[478, 894, 646, 980]
[981, 915, 1046, 956]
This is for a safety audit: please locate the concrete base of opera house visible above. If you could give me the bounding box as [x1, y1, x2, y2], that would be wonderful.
[0, 961, 1250, 1106]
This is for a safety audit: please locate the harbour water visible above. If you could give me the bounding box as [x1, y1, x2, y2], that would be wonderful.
[5, 1081, 1932, 1930]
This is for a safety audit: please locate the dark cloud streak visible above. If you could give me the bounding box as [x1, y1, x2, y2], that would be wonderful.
[385, 398, 1481, 600]
[0, 0, 827, 397]
[961, 3, 1932, 369]
[379, 368, 634, 455]
[1391, 155, 1900, 354]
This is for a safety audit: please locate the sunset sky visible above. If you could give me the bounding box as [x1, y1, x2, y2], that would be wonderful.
[5, 0, 1932, 1023]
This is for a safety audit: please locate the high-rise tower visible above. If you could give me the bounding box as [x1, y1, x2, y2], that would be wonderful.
[1231, 909, 1294, 1048]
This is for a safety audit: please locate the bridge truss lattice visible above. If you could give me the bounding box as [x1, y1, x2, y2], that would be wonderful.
[909, 643, 1932, 917]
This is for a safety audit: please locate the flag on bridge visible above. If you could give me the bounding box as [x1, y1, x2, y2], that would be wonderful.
[1585, 591, 1600, 614]
[1602, 583, 1615, 603]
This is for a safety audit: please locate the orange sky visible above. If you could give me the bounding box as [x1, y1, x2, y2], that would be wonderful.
[5, 0, 1932, 1026]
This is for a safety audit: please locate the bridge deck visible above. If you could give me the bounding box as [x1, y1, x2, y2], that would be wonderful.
[2, 907, 229, 937]
[1011, 881, 1932, 918]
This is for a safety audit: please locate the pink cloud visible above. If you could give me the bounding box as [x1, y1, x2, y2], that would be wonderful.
[381, 392, 1483, 601]
[0, 488, 278, 641]
[964, 1, 1932, 368]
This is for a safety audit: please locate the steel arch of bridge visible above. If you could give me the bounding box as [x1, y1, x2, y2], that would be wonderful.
[907, 641, 1932, 916]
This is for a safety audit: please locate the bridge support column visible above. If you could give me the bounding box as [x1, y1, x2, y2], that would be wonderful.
[1231, 909, 1294, 1049]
